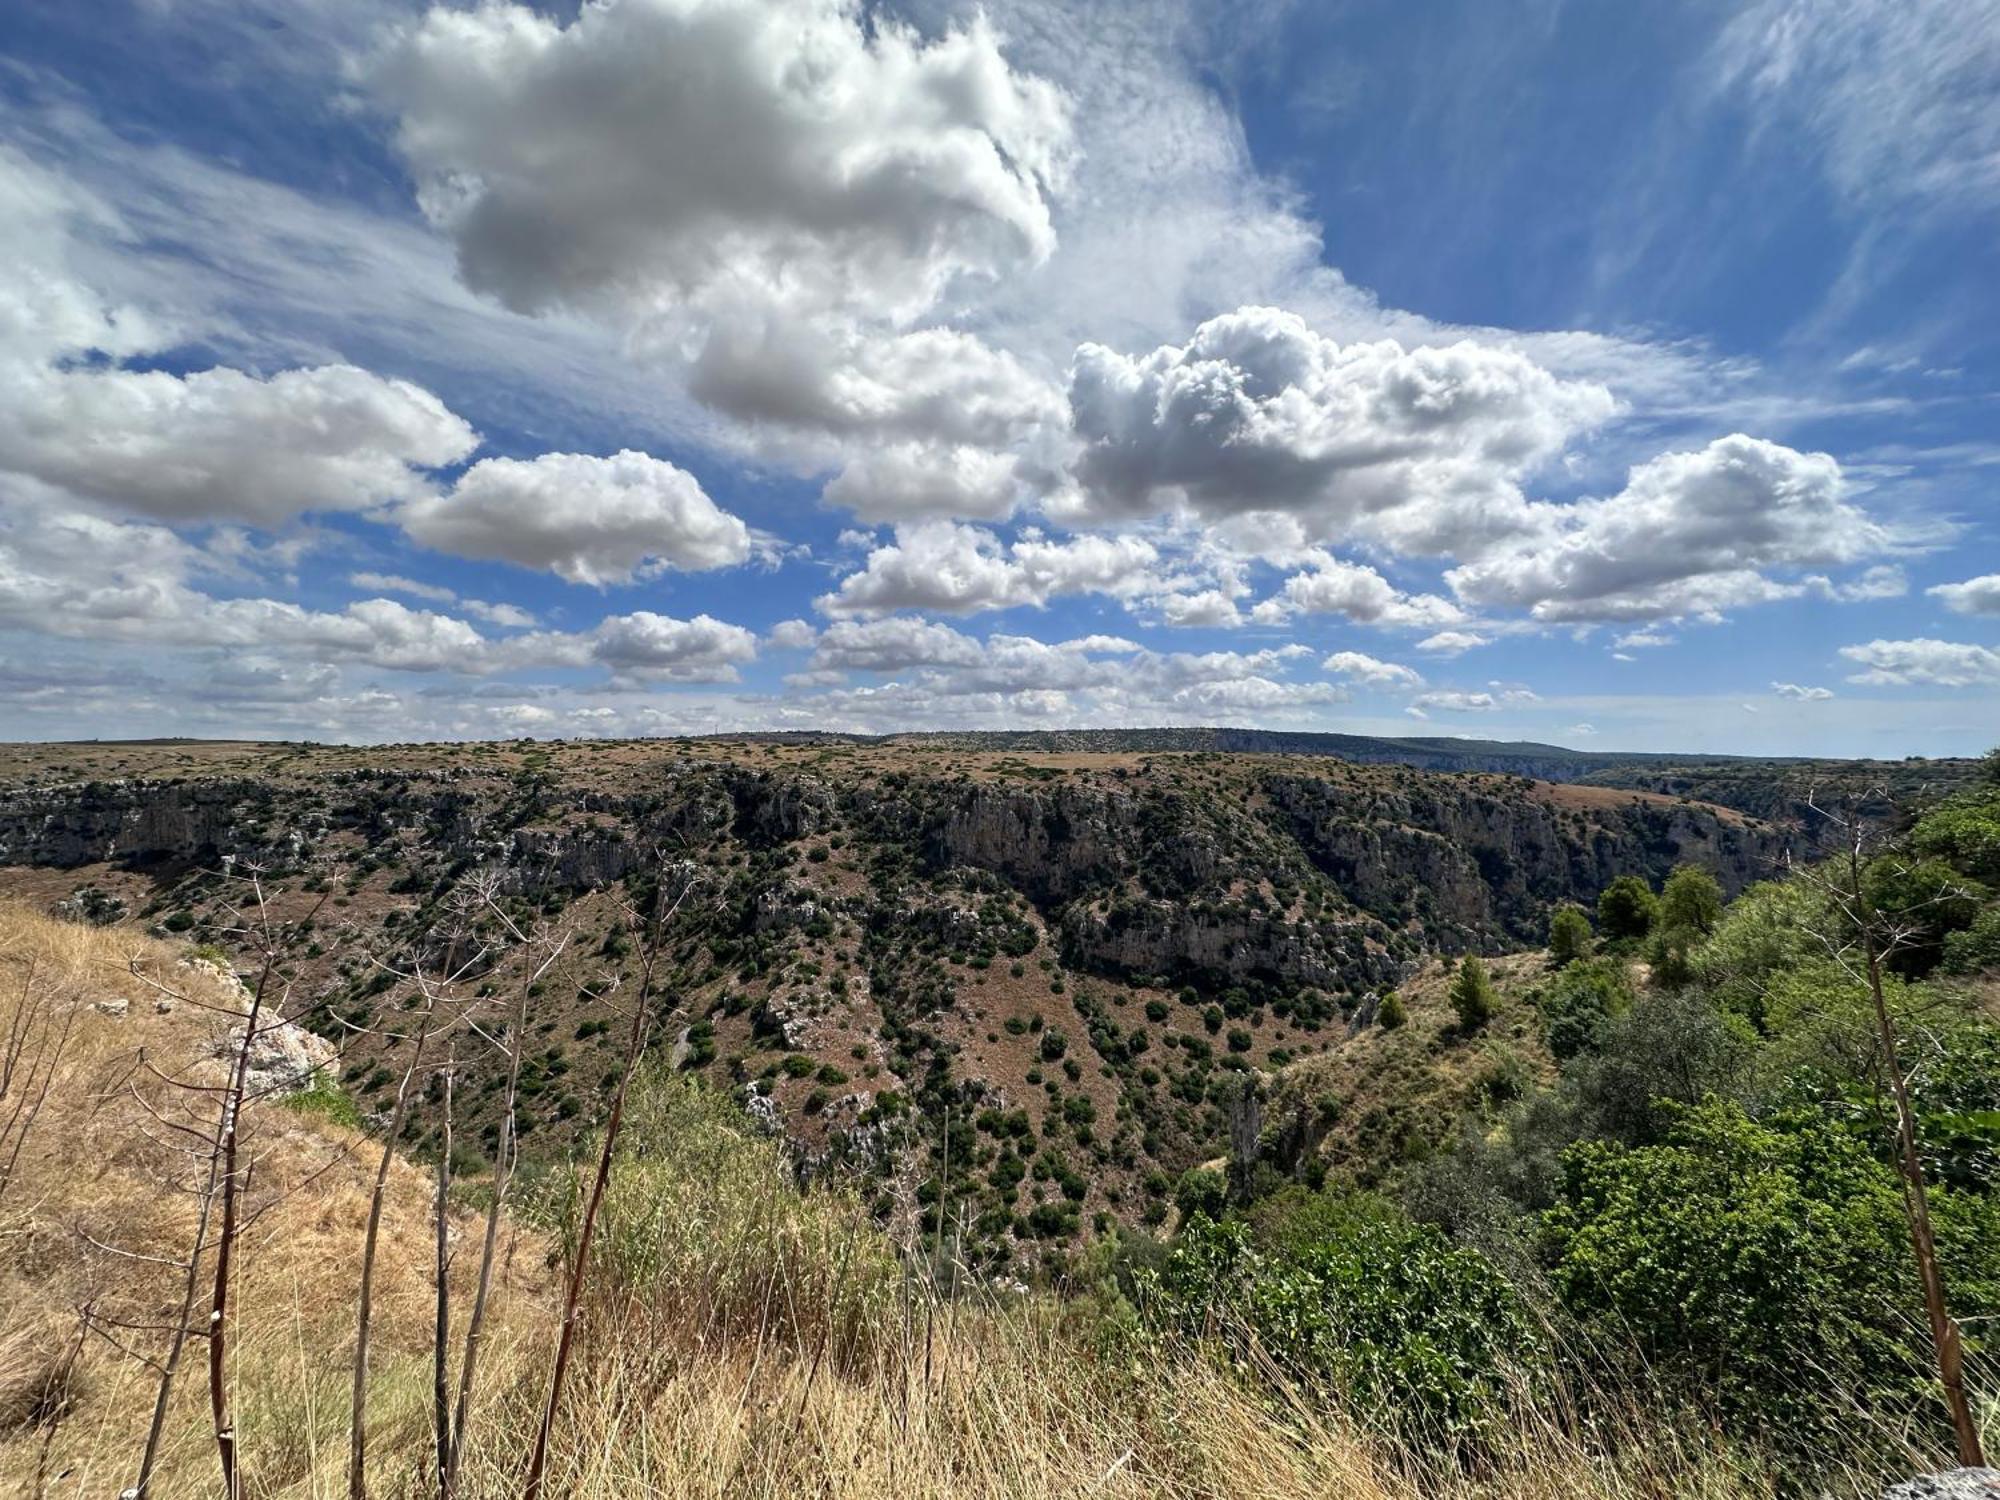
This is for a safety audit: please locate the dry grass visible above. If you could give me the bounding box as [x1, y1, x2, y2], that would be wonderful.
[0, 900, 1793, 1500]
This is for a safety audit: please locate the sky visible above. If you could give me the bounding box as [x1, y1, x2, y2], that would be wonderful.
[0, 0, 1996, 756]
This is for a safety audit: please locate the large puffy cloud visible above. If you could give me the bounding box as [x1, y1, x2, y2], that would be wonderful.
[399, 449, 752, 584]
[371, 0, 1070, 326]
[2, 362, 476, 527]
[0, 494, 755, 683]
[1059, 306, 1616, 547]
[1261, 553, 1466, 629]
[816, 520, 1166, 618]
[1445, 435, 1889, 622]
[1840, 638, 2000, 688]
[369, 0, 1074, 468]
[0, 147, 478, 527]
[1929, 574, 2000, 616]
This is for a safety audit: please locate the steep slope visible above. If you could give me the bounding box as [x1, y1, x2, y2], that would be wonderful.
[0, 739, 1784, 1269]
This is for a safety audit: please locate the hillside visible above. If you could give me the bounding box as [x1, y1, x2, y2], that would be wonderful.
[0, 901, 1775, 1500]
[0, 737, 1785, 1270]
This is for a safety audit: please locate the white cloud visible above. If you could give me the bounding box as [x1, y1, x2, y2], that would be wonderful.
[1266, 553, 1466, 629]
[1416, 630, 1489, 655]
[399, 449, 752, 584]
[1840, 638, 2000, 688]
[0, 147, 478, 527]
[816, 520, 1164, 617]
[1059, 306, 1616, 547]
[1613, 628, 1674, 649]
[1929, 573, 2000, 616]
[1445, 434, 1888, 622]
[1806, 564, 1908, 602]
[369, 0, 1073, 471]
[1713, 0, 2000, 217]
[371, 0, 1070, 327]
[546, 611, 759, 685]
[822, 441, 1026, 523]
[1771, 681, 1834, 701]
[1157, 589, 1243, 628]
[350, 571, 454, 603]
[766, 618, 818, 650]
[349, 571, 535, 628]
[807, 617, 986, 674]
[1322, 651, 1423, 687]
[1410, 687, 1537, 713]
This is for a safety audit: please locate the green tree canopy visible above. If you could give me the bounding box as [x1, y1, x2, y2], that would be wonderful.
[1449, 955, 1495, 1031]
[1597, 874, 1658, 942]
[1547, 903, 1593, 966]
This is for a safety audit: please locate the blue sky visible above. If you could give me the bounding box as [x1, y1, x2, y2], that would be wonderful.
[0, 0, 1994, 754]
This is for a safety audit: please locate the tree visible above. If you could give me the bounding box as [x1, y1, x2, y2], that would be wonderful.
[1547, 903, 1593, 967]
[1658, 865, 1724, 937]
[1784, 800, 1989, 1466]
[1377, 991, 1407, 1029]
[1597, 875, 1658, 942]
[1543, 1098, 1996, 1457]
[1540, 956, 1632, 1061]
[1449, 956, 1495, 1031]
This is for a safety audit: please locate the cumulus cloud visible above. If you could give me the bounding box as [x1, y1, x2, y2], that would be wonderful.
[369, 0, 1073, 472]
[371, 0, 1070, 326]
[0, 495, 752, 683]
[1264, 553, 1467, 629]
[1410, 687, 1538, 712]
[0, 148, 479, 527]
[1840, 638, 2000, 688]
[1059, 306, 1616, 547]
[1446, 434, 1888, 622]
[1929, 574, 2000, 616]
[1772, 681, 1834, 701]
[399, 449, 753, 584]
[1157, 589, 1243, 628]
[1322, 651, 1423, 687]
[816, 520, 1164, 618]
[1416, 630, 1489, 655]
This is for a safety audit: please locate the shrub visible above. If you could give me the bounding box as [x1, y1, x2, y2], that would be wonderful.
[1377, 991, 1407, 1029]
[1596, 876, 1657, 942]
[1541, 1097, 2000, 1457]
[1448, 956, 1495, 1031]
[1547, 903, 1593, 966]
[1146, 1196, 1542, 1452]
[529, 1067, 899, 1372]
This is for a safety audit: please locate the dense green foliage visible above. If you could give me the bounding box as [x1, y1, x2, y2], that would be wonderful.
[1448, 956, 1495, 1031]
[1596, 875, 1657, 942]
[1142, 1194, 1542, 1452]
[1147, 761, 2000, 1487]
[1546, 903, 1593, 966]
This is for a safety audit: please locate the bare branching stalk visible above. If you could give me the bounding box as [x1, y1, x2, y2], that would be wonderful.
[433, 1048, 455, 1493]
[349, 965, 446, 1500]
[1795, 795, 1987, 1467]
[446, 904, 569, 1500]
[208, 883, 284, 1500]
[522, 866, 691, 1500]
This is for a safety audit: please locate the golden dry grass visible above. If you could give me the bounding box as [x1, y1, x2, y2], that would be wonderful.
[0, 900, 1786, 1500]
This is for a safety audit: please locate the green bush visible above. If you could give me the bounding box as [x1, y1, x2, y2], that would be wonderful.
[1448, 956, 1495, 1031]
[1597, 875, 1657, 942]
[1547, 903, 1593, 966]
[1145, 1195, 1542, 1452]
[529, 1067, 899, 1373]
[1542, 1097, 2000, 1455]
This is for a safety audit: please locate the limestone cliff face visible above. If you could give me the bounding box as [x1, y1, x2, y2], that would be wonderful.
[0, 757, 1782, 993]
[1262, 773, 1784, 950]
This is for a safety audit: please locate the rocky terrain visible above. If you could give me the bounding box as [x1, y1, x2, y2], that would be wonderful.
[0, 734, 1796, 1271]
